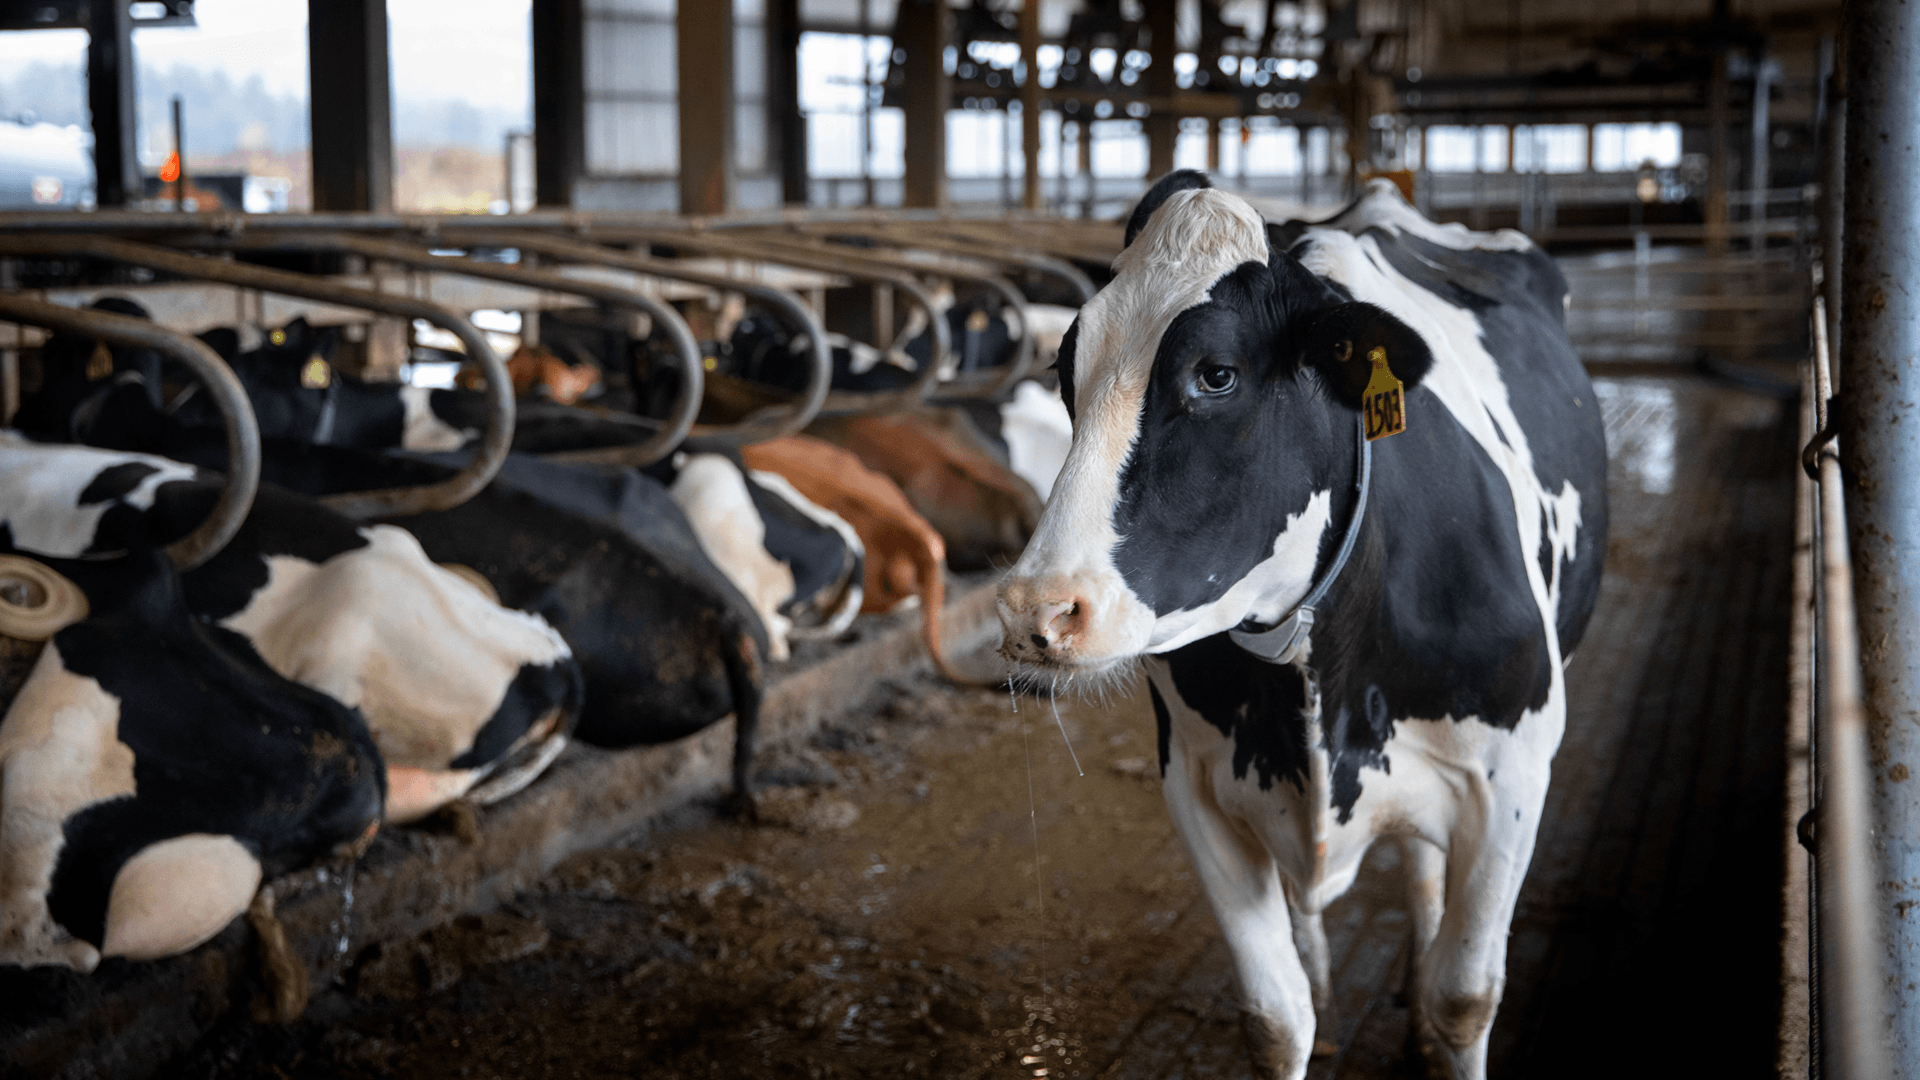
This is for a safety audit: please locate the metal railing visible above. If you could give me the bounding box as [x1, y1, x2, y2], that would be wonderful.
[1798, 293, 1892, 1080]
[0, 233, 513, 520]
[0, 292, 260, 570]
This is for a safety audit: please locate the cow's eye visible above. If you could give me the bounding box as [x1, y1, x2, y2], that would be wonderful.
[1196, 364, 1237, 394]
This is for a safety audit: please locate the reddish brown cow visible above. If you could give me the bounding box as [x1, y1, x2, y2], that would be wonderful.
[740, 436, 960, 681]
[807, 408, 1043, 571]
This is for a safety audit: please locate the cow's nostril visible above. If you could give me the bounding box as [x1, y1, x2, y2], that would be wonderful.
[1030, 633, 1048, 650]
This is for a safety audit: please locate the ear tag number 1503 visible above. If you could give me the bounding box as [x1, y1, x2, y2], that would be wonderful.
[1362, 345, 1406, 441]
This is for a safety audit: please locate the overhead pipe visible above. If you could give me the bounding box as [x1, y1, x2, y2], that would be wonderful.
[0, 292, 259, 570]
[0, 233, 511, 520]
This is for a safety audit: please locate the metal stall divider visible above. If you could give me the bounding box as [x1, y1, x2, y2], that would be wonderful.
[776, 220, 1098, 306]
[718, 231, 1038, 400]
[438, 229, 834, 447]
[578, 226, 954, 415]
[204, 232, 704, 471]
[0, 234, 512, 521]
[0, 292, 262, 570]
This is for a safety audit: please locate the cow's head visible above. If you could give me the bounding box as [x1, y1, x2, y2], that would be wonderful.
[192, 319, 479, 452]
[997, 171, 1432, 678]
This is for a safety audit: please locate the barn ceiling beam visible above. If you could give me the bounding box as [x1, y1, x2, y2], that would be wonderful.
[899, 0, 952, 210]
[307, 0, 394, 214]
[678, 0, 736, 215]
[532, 0, 586, 209]
[85, 0, 138, 208]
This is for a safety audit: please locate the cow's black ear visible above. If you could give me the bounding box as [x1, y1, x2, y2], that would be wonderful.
[197, 327, 240, 362]
[91, 296, 152, 321]
[1299, 301, 1433, 408]
[1124, 169, 1212, 248]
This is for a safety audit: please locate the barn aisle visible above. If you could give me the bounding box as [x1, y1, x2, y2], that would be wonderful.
[159, 374, 1796, 1080]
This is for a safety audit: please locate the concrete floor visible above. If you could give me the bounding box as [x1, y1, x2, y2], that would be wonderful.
[136, 371, 1798, 1080]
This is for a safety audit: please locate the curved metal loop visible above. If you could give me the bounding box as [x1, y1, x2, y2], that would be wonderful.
[582, 227, 955, 413]
[0, 292, 260, 570]
[779, 220, 1098, 305]
[740, 231, 1039, 399]
[226, 232, 703, 469]
[452, 230, 831, 447]
[0, 233, 512, 519]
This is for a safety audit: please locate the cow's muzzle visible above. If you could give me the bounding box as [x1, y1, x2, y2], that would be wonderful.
[996, 574, 1099, 668]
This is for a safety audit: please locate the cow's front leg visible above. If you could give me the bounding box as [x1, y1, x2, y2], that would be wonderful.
[1161, 735, 1314, 1079]
[1400, 834, 1449, 1077]
[1414, 758, 1549, 1080]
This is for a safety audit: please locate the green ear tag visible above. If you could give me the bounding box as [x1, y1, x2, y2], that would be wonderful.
[1362, 346, 1405, 441]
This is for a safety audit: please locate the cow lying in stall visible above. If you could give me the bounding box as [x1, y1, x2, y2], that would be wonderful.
[741, 435, 962, 681]
[14, 313, 489, 455]
[658, 451, 864, 662]
[168, 442, 777, 815]
[997, 174, 1606, 1079]
[30, 302, 868, 677]
[0, 436, 582, 824]
[0, 542, 385, 973]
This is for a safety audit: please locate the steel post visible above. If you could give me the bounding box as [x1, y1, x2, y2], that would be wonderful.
[1839, 0, 1920, 1071]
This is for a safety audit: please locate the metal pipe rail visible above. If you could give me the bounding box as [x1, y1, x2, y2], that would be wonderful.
[0, 292, 259, 571]
[731, 230, 1039, 399]
[442, 229, 833, 446]
[1802, 295, 1892, 1080]
[578, 226, 954, 412]
[0, 233, 510, 520]
[202, 232, 704, 469]
[769, 221, 1098, 305]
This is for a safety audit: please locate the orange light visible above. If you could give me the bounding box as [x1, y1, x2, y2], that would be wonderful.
[159, 151, 180, 183]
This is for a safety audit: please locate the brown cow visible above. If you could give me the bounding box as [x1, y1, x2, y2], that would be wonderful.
[807, 407, 1043, 571]
[739, 436, 960, 681]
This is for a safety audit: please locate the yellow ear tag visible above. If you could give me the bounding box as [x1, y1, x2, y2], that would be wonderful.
[300, 355, 332, 390]
[86, 341, 113, 381]
[269, 328, 287, 347]
[1361, 345, 1406, 441]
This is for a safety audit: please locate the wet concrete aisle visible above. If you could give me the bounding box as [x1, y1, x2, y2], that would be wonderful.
[162, 375, 1795, 1080]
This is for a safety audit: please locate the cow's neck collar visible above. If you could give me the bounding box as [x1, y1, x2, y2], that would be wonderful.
[1227, 415, 1371, 666]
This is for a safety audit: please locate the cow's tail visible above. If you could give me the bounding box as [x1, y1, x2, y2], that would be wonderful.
[916, 545, 967, 684]
[721, 628, 764, 823]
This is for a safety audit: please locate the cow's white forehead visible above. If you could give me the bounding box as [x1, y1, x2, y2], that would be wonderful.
[1075, 188, 1271, 400]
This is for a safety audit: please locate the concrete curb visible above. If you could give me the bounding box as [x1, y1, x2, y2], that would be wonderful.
[0, 583, 1004, 1080]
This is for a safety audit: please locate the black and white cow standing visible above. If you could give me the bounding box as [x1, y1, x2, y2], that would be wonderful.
[997, 173, 1606, 1079]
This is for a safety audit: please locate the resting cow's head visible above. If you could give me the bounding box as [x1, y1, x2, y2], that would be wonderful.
[190, 319, 482, 452]
[998, 171, 1432, 677]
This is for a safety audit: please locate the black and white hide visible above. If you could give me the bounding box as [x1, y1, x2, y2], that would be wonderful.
[997, 173, 1606, 1079]
[660, 452, 865, 662]
[182, 318, 485, 451]
[189, 444, 774, 812]
[0, 437, 581, 824]
[0, 546, 384, 972]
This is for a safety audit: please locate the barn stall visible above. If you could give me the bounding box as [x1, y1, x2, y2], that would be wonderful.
[0, 1, 1897, 1078]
